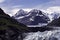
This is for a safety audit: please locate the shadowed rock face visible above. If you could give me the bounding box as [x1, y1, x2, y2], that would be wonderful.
[47, 17, 60, 27]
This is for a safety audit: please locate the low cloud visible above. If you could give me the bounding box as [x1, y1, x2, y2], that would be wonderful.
[11, 8, 20, 16]
[1, 0, 60, 16]
[2, 6, 60, 16]
[1, 5, 22, 16]
[2, 8, 20, 16]
[35, 0, 60, 9]
[46, 6, 60, 14]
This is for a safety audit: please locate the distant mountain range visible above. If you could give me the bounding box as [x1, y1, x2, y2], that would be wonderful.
[12, 8, 60, 30]
[13, 9, 50, 25]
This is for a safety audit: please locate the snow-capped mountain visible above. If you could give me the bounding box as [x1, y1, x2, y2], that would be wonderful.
[46, 12, 60, 21]
[13, 9, 50, 27]
[51, 12, 60, 20]
[13, 9, 28, 18]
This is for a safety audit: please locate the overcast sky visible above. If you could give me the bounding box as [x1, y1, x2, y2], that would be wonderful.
[0, 0, 60, 16]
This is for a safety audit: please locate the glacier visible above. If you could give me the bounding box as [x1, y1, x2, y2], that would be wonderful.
[23, 30, 60, 40]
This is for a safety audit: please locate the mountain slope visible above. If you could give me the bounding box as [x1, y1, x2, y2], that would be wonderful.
[13, 9, 50, 25]
[0, 8, 32, 40]
[47, 17, 60, 27]
[0, 8, 29, 31]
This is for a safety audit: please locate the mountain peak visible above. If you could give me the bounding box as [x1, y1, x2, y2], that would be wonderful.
[13, 9, 50, 26]
[30, 9, 40, 12]
[19, 9, 24, 11]
[14, 9, 28, 17]
[17, 9, 25, 14]
[28, 9, 43, 17]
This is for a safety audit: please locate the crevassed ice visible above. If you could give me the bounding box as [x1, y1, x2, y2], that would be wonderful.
[23, 30, 60, 40]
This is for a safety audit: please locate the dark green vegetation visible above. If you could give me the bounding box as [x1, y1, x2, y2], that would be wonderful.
[0, 8, 29, 32]
[0, 8, 31, 40]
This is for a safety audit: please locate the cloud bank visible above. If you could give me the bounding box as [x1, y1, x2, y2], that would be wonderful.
[0, 0, 60, 16]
